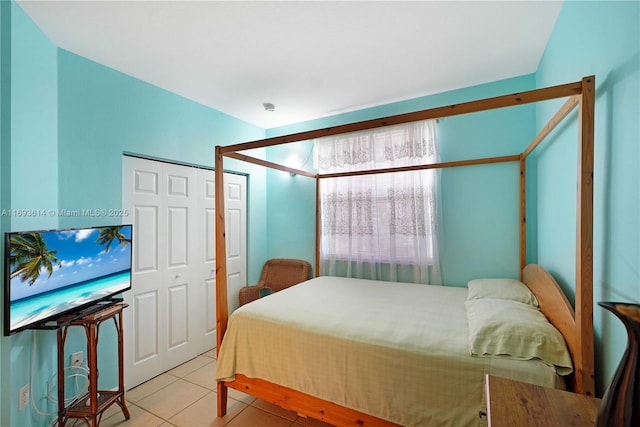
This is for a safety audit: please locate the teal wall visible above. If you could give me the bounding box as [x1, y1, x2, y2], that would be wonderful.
[11, 1, 57, 232]
[2, 3, 59, 426]
[535, 0, 639, 395]
[266, 75, 537, 285]
[57, 49, 266, 233]
[56, 48, 270, 278]
[0, 3, 268, 425]
[264, 141, 317, 271]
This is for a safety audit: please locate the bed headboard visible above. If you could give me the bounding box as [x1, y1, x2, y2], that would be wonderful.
[522, 264, 593, 395]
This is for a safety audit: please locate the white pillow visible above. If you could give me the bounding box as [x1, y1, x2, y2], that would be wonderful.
[467, 278, 539, 307]
[465, 298, 573, 375]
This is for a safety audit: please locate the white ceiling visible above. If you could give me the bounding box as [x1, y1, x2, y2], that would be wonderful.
[17, 1, 563, 129]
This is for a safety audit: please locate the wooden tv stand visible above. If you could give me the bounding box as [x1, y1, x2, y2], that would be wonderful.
[55, 302, 130, 427]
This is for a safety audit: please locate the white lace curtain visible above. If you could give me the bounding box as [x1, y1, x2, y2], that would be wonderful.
[314, 119, 441, 284]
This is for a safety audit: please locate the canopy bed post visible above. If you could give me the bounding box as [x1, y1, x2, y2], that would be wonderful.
[519, 155, 527, 275]
[575, 75, 595, 396]
[517, 76, 595, 396]
[315, 176, 321, 277]
[214, 146, 229, 416]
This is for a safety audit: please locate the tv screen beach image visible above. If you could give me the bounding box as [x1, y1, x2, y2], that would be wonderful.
[6, 225, 132, 334]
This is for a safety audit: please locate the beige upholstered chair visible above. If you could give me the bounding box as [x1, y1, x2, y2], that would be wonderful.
[238, 259, 312, 307]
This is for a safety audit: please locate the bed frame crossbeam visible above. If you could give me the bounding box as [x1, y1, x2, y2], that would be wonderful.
[214, 76, 596, 422]
[319, 154, 520, 179]
[218, 80, 582, 155]
[225, 151, 318, 178]
[523, 94, 581, 158]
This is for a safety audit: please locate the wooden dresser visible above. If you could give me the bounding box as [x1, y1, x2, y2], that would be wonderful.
[485, 375, 601, 426]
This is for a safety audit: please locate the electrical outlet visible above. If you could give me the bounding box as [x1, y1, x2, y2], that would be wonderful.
[71, 351, 83, 367]
[18, 384, 29, 411]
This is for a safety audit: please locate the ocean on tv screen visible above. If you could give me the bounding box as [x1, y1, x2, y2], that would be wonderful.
[7, 225, 132, 333]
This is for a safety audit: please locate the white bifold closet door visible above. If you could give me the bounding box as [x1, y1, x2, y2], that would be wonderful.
[122, 156, 246, 389]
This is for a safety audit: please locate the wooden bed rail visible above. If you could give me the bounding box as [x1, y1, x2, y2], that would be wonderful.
[226, 374, 401, 426]
[214, 76, 596, 419]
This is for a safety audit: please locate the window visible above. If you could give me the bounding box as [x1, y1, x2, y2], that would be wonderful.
[315, 120, 441, 284]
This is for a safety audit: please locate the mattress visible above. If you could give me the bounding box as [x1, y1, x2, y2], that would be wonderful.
[215, 276, 565, 427]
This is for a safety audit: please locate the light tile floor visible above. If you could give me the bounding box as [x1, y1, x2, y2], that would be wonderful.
[94, 349, 335, 427]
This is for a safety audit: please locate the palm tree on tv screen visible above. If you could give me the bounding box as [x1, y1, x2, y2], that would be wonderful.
[10, 232, 61, 285]
[96, 226, 131, 252]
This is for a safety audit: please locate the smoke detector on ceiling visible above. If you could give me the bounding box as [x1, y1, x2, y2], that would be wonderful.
[263, 102, 275, 112]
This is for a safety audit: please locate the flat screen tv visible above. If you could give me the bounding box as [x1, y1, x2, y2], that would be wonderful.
[4, 224, 133, 335]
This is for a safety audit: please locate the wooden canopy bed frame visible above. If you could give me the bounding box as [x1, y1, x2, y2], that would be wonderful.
[213, 76, 595, 425]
